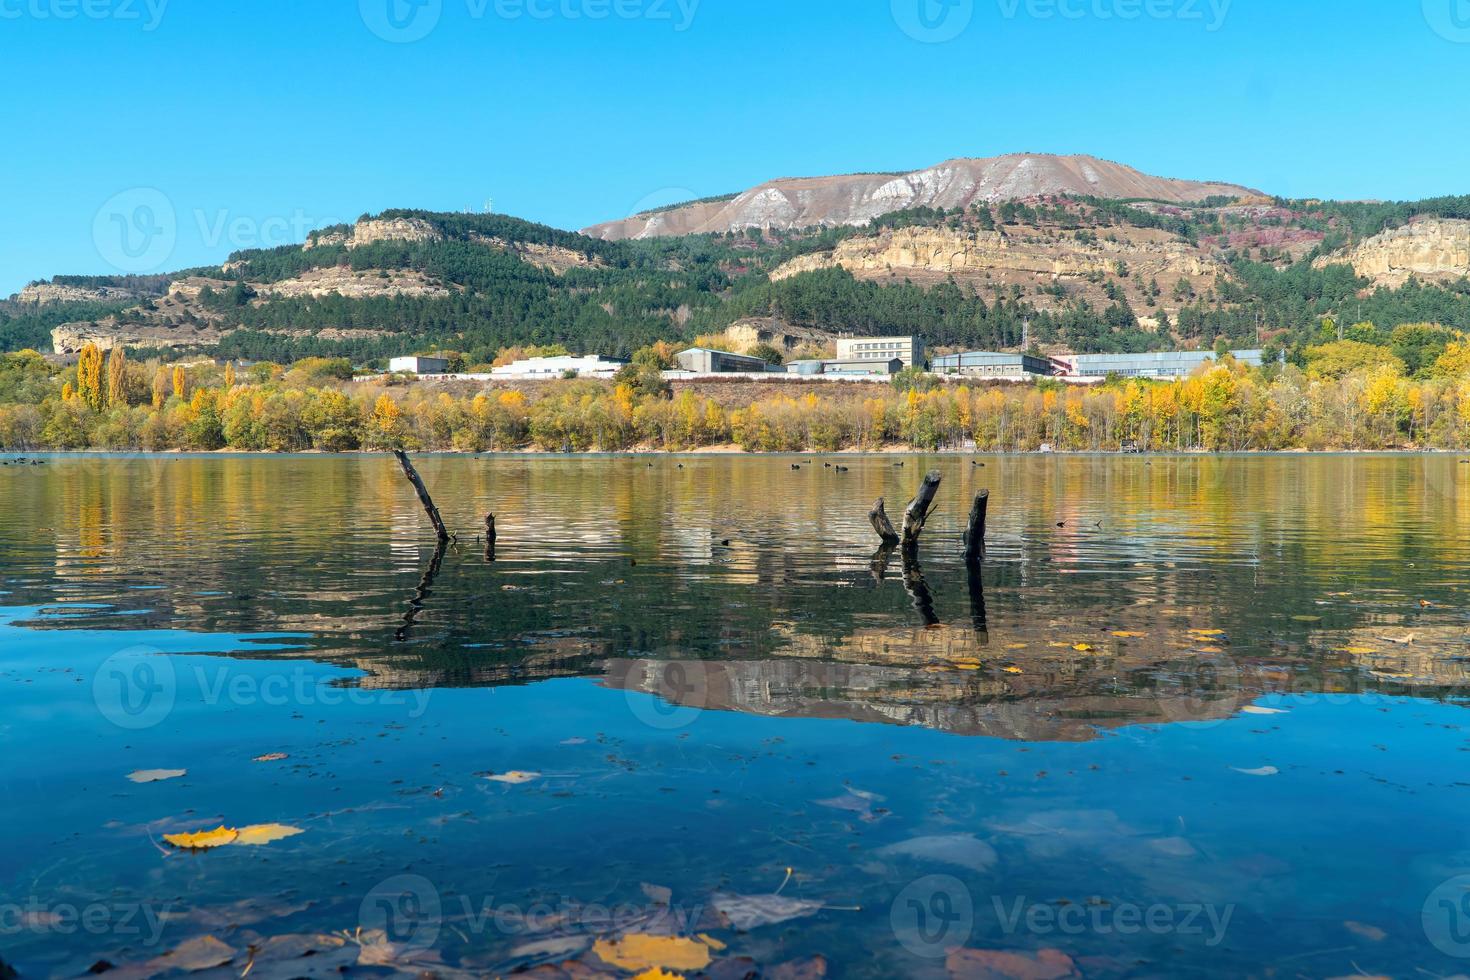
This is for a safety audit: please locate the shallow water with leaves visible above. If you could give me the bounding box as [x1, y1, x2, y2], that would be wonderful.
[4, 453, 1470, 978]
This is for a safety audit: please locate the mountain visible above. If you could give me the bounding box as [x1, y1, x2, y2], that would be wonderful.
[7, 175, 1470, 366]
[581, 153, 1262, 240]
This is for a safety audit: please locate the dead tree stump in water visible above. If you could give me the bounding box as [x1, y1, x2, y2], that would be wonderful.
[392, 450, 450, 543]
[901, 471, 943, 556]
[964, 491, 989, 565]
[484, 514, 497, 562]
[869, 498, 900, 546]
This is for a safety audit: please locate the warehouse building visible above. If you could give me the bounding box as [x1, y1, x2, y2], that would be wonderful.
[1056, 350, 1265, 379]
[932, 351, 1054, 378]
[675, 348, 780, 374]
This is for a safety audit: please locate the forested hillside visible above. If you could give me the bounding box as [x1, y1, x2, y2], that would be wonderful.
[5, 194, 1470, 367]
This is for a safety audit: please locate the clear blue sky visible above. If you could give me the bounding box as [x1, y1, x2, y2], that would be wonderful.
[3, 0, 1468, 295]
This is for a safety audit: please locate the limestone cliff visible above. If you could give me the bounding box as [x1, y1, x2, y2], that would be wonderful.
[772, 225, 1227, 315]
[16, 283, 140, 305]
[1315, 218, 1470, 287]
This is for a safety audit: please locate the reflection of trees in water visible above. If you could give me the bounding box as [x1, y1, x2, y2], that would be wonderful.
[9, 455, 1470, 737]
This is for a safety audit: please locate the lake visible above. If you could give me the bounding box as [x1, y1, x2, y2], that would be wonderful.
[3, 453, 1470, 978]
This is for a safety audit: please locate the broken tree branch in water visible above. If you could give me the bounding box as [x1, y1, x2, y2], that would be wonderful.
[900, 553, 939, 627]
[392, 449, 451, 543]
[964, 490, 989, 565]
[869, 498, 900, 546]
[901, 471, 943, 556]
[396, 536, 447, 642]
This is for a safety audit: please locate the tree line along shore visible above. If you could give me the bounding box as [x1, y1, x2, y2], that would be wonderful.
[4, 336, 1470, 454]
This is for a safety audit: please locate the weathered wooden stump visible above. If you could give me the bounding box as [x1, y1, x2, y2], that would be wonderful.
[901, 471, 943, 556]
[964, 490, 989, 565]
[869, 498, 900, 546]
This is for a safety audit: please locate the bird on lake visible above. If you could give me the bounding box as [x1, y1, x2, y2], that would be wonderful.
[791, 464, 801, 470]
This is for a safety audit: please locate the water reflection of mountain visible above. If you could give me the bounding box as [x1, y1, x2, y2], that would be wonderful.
[8, 454, 1470, 740]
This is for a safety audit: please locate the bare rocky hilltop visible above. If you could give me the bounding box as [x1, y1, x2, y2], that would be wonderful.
[581, 153, 1262, 240]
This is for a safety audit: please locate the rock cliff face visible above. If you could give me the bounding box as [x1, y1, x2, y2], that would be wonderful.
[583, 153, 1261, 240]
[1316, 218, 1470, 287]
[305, 217, 444, 250]
[772, 225, 1226, 314]
[259, 266, 453, 300]
[16, 283, 139, 305]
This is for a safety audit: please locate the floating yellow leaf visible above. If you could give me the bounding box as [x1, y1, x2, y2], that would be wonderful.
[234, 823, 305, 846]
[128, 769, 185, 783]
[1189, 629, 1225, 637]
[697, 934, 726, 952]
[1196, 646, 1224, 654]
[1003, 666, 1023, 675]
[1338, 647, 1378, 655]
[1111, 631, 1146, 638]
[592, 934, 712, 972]
[1072, 643, 1096, 652]
[164, 826, 238, 849]
[485, 771, 541, 784]
[1004, 643, 1028, 650]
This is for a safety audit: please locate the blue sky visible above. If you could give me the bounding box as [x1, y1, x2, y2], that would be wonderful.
[2, 0, 1468, 295]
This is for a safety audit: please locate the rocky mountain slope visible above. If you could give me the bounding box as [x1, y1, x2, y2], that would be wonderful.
[771, 223, 1228, 320]
[1313, 217, 1470, 288]
[582, 153, 1260, 240]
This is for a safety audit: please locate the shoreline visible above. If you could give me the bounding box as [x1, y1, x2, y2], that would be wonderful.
[5, 448, 1469, 460]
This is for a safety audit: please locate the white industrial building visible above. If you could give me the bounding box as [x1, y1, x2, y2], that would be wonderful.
[389, 356, 450, 375]
[490, 355, 627, 380]
[834, 336, 925, 368]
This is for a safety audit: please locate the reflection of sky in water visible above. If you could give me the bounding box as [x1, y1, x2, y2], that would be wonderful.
[3, 454, 1470, 976]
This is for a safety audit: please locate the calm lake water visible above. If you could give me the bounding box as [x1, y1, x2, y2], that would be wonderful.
[4, 454, 1470, 978]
